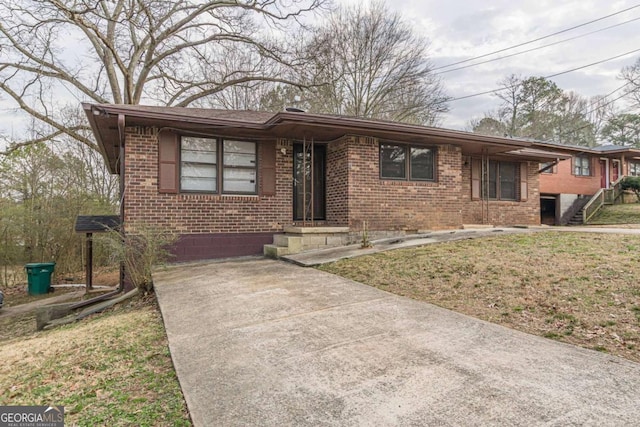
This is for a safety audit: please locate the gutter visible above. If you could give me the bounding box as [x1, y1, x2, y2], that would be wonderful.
[85, 103, 535, 151]
[117, 113, 126, 293]
[270, 112, 533, 149]
[70, 114, 126, 309]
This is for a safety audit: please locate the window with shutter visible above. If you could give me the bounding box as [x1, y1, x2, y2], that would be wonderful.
[158, 131, 179, 193]
[471, 158, 523, 201]
[166, 135, 259, 195]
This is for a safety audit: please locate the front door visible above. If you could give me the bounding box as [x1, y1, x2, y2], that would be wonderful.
[293, 144, 326, 221]
[612, 161, 620, 182]
[600, 160, 607, 188]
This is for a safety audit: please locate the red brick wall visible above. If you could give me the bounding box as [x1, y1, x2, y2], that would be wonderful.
[124, 128, 292, 235]
[539, 155, 602, 195]
[124, 128, 543, 260]
[344, 137, 464, 231]
[326, 138, 350, 226]
[461, 160, 541, 225]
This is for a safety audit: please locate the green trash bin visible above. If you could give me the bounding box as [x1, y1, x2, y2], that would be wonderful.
[25, 262, 56, 295]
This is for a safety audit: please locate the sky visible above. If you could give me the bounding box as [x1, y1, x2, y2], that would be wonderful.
[1, 0, 639, 142]
[338, 0, 640, 130]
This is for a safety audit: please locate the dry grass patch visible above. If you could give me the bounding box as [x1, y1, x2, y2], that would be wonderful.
[319, 232, 640, 363]
[588, 203, 640, 226]
[0, 297, 191, 426]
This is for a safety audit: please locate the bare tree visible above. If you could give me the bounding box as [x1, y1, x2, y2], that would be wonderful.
[294, 1, 448, 125]
[621, 57, 640, 107]
[585, 94, 617, 137]
[0, 0, 326, 154]
[473, 75, 601, 146]
[494, 74, 523, 137]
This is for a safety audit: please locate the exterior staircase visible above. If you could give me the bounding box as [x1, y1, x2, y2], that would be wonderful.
[264, 226, 350, 258]
[566, 208, 584, 225]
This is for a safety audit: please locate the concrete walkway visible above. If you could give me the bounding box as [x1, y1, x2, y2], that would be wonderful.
[154, 258, 640, 427]
[284, 227, 538, 266]
[283, 226, 640, 266]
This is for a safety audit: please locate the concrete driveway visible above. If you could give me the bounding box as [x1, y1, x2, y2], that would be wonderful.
[154, 258, 640, 426]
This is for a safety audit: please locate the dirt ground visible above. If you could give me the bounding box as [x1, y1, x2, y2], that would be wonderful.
[0, 268, 121, 342]
[1, 268, 119, 308]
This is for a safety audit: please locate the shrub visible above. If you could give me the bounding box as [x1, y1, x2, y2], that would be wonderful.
[620, 176, 640, 202]
[103, 224, 176, 293]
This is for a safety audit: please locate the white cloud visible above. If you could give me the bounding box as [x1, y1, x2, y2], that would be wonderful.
[340, 0, 640, 129]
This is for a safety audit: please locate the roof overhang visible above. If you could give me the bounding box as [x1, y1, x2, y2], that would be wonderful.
[500, 148, 572, 162]
[83, 103, 571, 174]
[531, 141, 640, 158]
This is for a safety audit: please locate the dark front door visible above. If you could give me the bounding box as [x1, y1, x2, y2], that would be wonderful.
[293, 144, 326, 221]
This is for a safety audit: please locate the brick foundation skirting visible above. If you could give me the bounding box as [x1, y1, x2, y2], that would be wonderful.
[168, 233, 276, 262]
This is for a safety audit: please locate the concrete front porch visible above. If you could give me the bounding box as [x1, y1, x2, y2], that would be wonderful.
[263, 226, 351, 258]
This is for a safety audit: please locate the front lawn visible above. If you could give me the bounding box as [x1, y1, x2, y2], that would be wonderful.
[0, 297, 191, 426]
[319, 232, 640, 363]
[588, 203, 640, 225]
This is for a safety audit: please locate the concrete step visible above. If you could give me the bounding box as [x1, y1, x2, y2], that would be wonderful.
[263, 244, 290, 258]
[273, 235, 303, 253]
[462, 224, 494, 229]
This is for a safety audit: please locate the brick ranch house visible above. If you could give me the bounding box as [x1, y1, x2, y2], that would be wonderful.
[532, 141, 640, 225]
[83, 104, 568, 262]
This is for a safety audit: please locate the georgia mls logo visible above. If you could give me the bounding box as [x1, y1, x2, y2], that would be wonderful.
[0, 405, 64, 427]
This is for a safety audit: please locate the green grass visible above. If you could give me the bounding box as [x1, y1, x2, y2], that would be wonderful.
[588, 203, 640, 225]
[0, 297, 191, 426]
[319, 231, 640, 363]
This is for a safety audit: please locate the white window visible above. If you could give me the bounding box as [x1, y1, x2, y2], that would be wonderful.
[629, 162, 640, 177]
[180, 137, 257, 194]
[181, 137, 217, 192]
[222, 140, 257, 193]
[573, 155, 590, 176]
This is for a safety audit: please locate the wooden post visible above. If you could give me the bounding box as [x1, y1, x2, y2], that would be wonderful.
[86, 232, 93, 290]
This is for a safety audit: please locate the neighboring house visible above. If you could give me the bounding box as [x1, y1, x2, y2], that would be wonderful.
[84, 104, 567, 262]
[533, 141, 640, 224]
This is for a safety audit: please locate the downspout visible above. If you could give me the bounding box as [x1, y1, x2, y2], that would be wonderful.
[485, 154, 490, 224]
[302, 136, 307, 225]
[310, 137, 314, 227]
[117, 113, 126, 292]
[69, 113, 126, 310]
[481, 148, 489, 225]
[480, 154, 485, 224]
